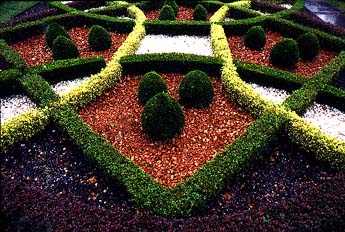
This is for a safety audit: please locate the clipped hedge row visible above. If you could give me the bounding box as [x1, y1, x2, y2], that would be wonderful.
[0, 108, 50, 153]
[120, 53, 223, 75]
[20, 73, 60, 108]
[29, 56, 106, 83]
[234, 59, 304, 92]
[0, 69, 22, 97]
[144, 20, 210, 35]
[283, 51, 345, 114]
[0, 39, 27, 71]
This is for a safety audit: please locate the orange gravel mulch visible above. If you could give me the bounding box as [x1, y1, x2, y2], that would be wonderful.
[227, 31, 338, 78]
[10, 27, 128, 67]
[78, 73, 255, 187]
[145, 6, 213, 21]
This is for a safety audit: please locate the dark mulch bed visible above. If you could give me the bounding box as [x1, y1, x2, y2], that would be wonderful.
[1, 124, 344, 231]
[0, 60, 7, 71]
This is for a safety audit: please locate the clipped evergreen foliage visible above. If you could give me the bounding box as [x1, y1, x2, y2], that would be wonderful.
[158, 5, 176, 20]
[179, 70, 214, 108]
[270, 38, 299, 68]
[88, 25, 112, 51]
[45, 22, 70, 48]
[193, 4, 208, 21]
[52, 35, 79, 60]
[164, 0, 179, 16]
[244, 26, 266, 50]
[138, 71, 168, 105]
[142, 92, 184, 140]
[297, 32, 320, 60]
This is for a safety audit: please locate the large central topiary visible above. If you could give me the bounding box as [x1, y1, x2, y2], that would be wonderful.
[88, 25, 112, 51]
[45, 22, 70, 48]
[179, 70, 214, 108]
[142, 92, 184, 140]
[138, 71, 168, 105]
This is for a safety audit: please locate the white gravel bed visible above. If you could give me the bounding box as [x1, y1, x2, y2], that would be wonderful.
[302, 102, 345, 141]
[117, 15, 135, 20]
[224, 17, 235, 22]
[1, 94, 37, 124]
[248, 82, 290, 104]
[135, 34, 214, 56]
[61, 1, 73, 4]
[84, 6, 107, 12]
[279, 4, 293, 9]
[51, 76, 90, 96]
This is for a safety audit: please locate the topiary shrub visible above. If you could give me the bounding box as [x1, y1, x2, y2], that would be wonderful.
[142, 92, 184, 140]
[158, 5, 176, 20]
[88, 25, 112, 51]
[244, 26, 266, 50]
[297, 32, 320, 60]
[52, 35, 79, 60]
[138, 71, 168, 105]
[179, 70, 214, 108]
[164, 0, 179, 16]
[193, 4, 208, 21]
[45, 22, 70, 48]
[270, 38, 299, 68]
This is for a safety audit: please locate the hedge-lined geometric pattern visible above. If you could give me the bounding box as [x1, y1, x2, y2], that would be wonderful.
[0, 0, 344, 217]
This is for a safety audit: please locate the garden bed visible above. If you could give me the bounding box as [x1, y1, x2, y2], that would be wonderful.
[145, 6, 213, 21]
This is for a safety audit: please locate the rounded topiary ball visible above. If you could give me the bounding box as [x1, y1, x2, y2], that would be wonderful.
[158, 5, 176, 20]
[88, 25, 112, 51]
[164, 0, 179, 16]
[297, 32, 320, 60]
[193, 4, 208, 21]
[52, 35, 79, 60]
[142, 92, 184, 140]
[45, 22, 70, 48]
[138, 71, 168, 105]
[270, 38, 299, 68]
[244, 26, 266, 50]
[179, 70, 214, 108]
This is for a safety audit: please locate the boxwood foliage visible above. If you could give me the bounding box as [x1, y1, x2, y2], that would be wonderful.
[20, 73, 60, 108]
[0, 39, 27, 72]
[88, 25, 112, 51]
[52, 35, 80, 60]
[138, 71, 168, 105]
[119, 53, 223, 76]
[28, 56, 106, 84]
[0, 69, 22, 97]
[45, 22, 71, 48]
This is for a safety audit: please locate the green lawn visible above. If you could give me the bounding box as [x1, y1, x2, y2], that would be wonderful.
[327, 0, 345, 12]
[0, 1, 39, 23]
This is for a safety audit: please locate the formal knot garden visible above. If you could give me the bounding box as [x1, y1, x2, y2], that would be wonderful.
[1, 0, 345, 230]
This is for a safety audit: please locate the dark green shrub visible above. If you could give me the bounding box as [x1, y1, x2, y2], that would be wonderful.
[244, 26, 266, 50]
[142, 92, 184, 140]
[52, 35, 79, 60]
[45, 22, 70, 48]
[158, 5, 176, 20]
[297, 32, 320, 60]
[193, 4, 208, 21]
[138, 71, 168, 105]
[164, 0, 179, 16]
[88, 25, 112, 51]
[270, 38, 299, 68]
[179, 70, 214, 108]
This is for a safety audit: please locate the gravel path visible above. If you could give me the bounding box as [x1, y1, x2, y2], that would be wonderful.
[303, 102, 345, 141]
[51, 76, 90, 96]
[135, 35, 214, 56]
[248, 83, 290, 104]
[1, 94, 37, 124]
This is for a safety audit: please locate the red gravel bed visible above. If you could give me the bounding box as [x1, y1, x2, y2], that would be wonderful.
[78, 73, 255, 187]
[227, 31, 338, 78]
[10, 27, 128, 67]
[145, 6, 213, 21]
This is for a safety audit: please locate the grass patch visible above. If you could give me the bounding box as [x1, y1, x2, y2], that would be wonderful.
[0, 1, 38, 23]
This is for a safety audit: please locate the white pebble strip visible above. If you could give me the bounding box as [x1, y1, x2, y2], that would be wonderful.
[61, 1, 73, 4]
[1, 94, 37, 124]
[135, 35, 214, 57]
[248, 82, 290, 104]
[302, 102, 345, 141]
[279, 4, 293, 9]
[117, 15, 135, 20]
[84, 6, 107, 12]
[52, 76, 90, 96]
[224, 17, 235, 22]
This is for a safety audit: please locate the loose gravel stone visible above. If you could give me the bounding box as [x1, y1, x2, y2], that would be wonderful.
[1, 94, 37, 124]
[248, 83, 290, 104]
[135, 35, 214, 57]
[52, 76, 90, 96]
[303, 102, 345, 141]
